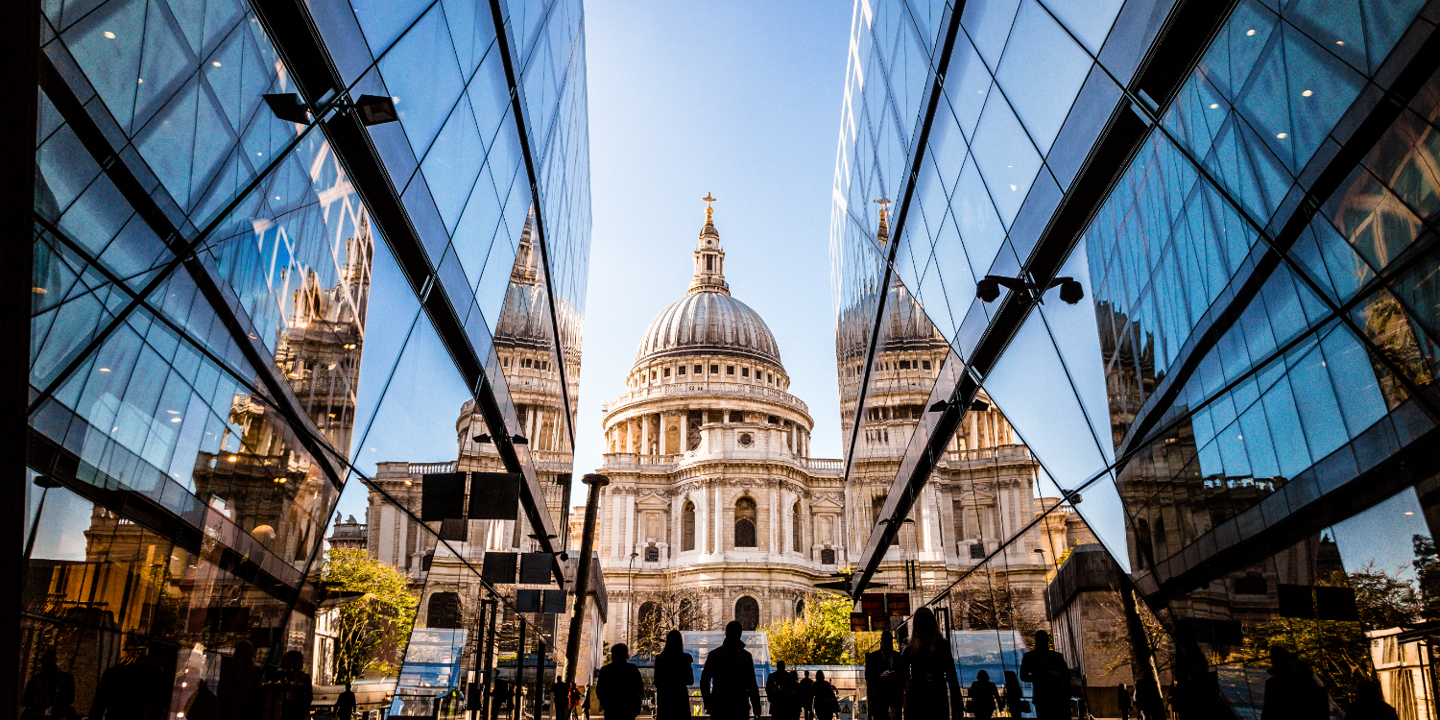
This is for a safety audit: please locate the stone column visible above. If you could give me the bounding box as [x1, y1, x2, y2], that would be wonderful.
[696, 486, 709, 556]
[768, 484, 777, 553]
[680, 412, 689, 452]
[641, 415, 651, 455]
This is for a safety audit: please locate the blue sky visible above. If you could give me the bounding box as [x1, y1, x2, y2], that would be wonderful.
[570, 0, 853, 502]
[332, 1, 854, 523]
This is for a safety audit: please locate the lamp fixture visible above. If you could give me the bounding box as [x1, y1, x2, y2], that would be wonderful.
[263, 92, 399, 126]
[927, 399, 991, 413]
[976, 274, 1084, 305]
[471, 432, 529, 445]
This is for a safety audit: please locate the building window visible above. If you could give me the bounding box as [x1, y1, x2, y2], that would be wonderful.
[820, 548, 836, 564]
[899, 360, 910, 369]
[727, 366, 735, 375]
[664, 368, 671, 377]
[795, 598, 806, 617]
[682, 501, 696, 551]
[738, 433, 753, 447]
[706, 256, 714, 271]
[735, 596, 760, 630]
[644, 544, 659, 562]
[678, 366, 686, 376]
[742, 367, 749, 377]
[970, 543, 986, 559]
[427, 592, 462, 629]
[922, 360, 931, 370]
[792, 502, 802, 552]
[696, 364, 704, 374]
[639, 601, 661, 641]
[735, 497, 757, 548]
[711, 364, 719, 374]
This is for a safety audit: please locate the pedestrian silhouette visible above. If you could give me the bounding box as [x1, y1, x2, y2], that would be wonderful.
[1002, 670, 1025, 718]
[897, 608, 961, 719]
[767, 660, 800, 720]
[89, 638, 166, 720]
[865, 630, 901, 720]
[262, 650, 313, 720]
[812, 671, 838, 720]
[596, 644, 643, 720]
[654, 631, 695, 719]
[334, 682, 357, 720]
[22, 649, 76, 720]
[700, 621, 762, 720]
[799, 670, 815, 720]
[969, 670, 1000, 720]
[1261, 646, 1329, 720]
[1345, 679, 1398, 720]
[186, 679, 220, 720]
[219, 641, 263, 720]
[1020, 631, 1070, 720]
[1117, 682, 1131, 720]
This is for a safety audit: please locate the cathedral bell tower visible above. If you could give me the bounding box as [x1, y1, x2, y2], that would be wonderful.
[689, 193, 729, 296]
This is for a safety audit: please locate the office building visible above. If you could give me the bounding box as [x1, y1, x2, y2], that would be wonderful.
[831, 0, 1440, 715]
[19, 0, 592, 716]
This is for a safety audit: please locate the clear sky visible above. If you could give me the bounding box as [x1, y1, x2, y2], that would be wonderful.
[570, 0, 854, 502]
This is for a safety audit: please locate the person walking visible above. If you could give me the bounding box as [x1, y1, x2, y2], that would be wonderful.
[1117, 683, 1131, 720]
[1020, 631, 1071, 720]
[812, 671, 838, 720]
[261, 650, 313, 720]
[968, 670, 1000, 720]
[700, 621, 763, 720]
[897, 608, 962, 719]
[767, 661, 800, 720]
[798, 670, 815, 720]
[864, 631, 901, 720]
[654, 630, 695, 719]
[1002, 670, 1026, 718]
[596, 644, 644, 720]
[333, 682, 357, 720]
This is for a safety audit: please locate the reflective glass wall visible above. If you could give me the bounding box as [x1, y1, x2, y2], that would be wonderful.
[24, 0, 591, 716]
[832, 0, 1440, 716]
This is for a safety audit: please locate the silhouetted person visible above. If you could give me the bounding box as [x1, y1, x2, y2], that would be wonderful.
[1346, 679, 1398, 720]
[812, 671, 838, 720]
[597, 644, 643, 720]
[700, 621, 762, 720]
[1260, 646, 1328, 720]
[186, 679, 221, 720]
[969, 670, 1000, 720]
[261, 650, 313, 720]
[552, 679, 570, 720]
[655, 631, 695, 719]
[1002, 670, 1024, 718]
[89, 639, 166, 720]
[334, 682, 357, 720]
[1117, 683, 1132, 720]
[23, 649, 75, 720]
[218, 641, 263, 720]
[865, 631, 901, 720]
[897, 608, 961, 719]
[767, 660, 800, 720]
[799, 670, 815, 720]
[1020, 631, 1070, 720]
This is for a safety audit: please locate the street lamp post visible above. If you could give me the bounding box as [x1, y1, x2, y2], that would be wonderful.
[626, 550, 639, 647]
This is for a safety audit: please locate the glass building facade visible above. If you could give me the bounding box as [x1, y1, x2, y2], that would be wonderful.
[832, 0, 1440, 716]
[20, 0, 591, 716]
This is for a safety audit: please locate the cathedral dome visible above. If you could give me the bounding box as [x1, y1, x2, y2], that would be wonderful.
[633, 198, 783, 369]
[634, 291, 782, 367]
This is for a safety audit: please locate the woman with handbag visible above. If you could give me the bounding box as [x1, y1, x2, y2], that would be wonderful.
[897, 609, 962, 719]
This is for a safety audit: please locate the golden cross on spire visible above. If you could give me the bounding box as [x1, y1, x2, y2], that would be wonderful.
[703, 192, 717, 221]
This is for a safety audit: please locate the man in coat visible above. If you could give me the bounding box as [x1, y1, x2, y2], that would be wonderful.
[700, 622, 763, 720]
[596, 644, 643, 720]
[863, 631, 900, 720]
[1020, 631, 1072, 720]
[766, 661, 800, 720]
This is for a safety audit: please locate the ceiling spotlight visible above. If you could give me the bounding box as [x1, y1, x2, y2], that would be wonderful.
[354, 94, 399, 125]
[263, 93, 310, 124]
[1056, 277, 1084, 304]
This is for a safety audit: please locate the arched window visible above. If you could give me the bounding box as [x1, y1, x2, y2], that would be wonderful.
[678, 598, 696, 631]
[427, 592, 462, 629]
[682, 501, 696, 552]
[795, 598, 806, 617]
[735, 596, 760, 631]
[1136, 519, 1153, 570]
[792, 502, 803, 552]
[734, 497, 757, 548]
[638, 601, 661, 648]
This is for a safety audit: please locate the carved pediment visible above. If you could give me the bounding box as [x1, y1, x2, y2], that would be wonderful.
[636, 492, 670, 509]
